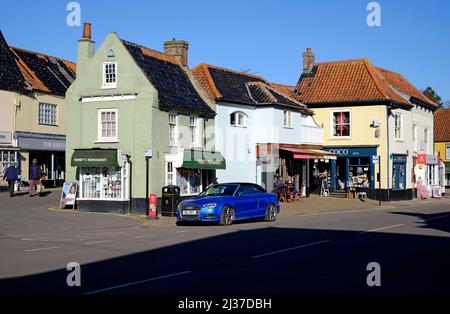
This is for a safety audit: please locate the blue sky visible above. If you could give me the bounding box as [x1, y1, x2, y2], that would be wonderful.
[1, 0, 449, 101]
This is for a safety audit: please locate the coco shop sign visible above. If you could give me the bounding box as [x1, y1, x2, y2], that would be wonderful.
[325, 146, 377, 157]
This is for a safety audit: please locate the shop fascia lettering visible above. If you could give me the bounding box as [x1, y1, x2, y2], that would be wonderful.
[197, 159, 220, 165]
[73, 157, 108, 163]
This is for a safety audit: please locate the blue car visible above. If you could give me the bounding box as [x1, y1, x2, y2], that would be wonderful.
[176, 183, 280, 225]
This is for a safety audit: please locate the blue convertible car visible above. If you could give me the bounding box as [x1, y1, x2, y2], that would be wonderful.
[176, 183, 280, 225]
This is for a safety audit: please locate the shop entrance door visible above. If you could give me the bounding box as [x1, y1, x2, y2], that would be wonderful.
[336, 158, 347, 190]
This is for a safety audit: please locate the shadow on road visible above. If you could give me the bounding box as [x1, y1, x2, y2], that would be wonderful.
[0, 224, 449, 294]
[390, 211, 450, 234]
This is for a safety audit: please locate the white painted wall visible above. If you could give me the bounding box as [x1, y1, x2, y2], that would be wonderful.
[388, 105, 435, 190]
[215, 102, 323, 184]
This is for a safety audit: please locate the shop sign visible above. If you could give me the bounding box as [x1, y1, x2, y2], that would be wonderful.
[392, 155, 407, 163]
[372, 155, 379, 163]
[197, 158, 221, 165]
[325, 146, 377, 157]
[417, 154, 426, 165]
[18, 137, 66, 151]
[426, 154, 438, 165]
[0, 131, 12, 144]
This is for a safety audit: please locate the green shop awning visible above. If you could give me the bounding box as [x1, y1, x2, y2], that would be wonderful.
[71, 149, 118, 167]
[182, 149, 226, 170]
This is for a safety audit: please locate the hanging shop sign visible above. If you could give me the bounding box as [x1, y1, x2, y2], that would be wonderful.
[417, 154, 426, 165]
[0, 131, 12, 144]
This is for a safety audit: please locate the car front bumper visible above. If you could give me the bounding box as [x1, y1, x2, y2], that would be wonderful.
[176, 207, 220, 222]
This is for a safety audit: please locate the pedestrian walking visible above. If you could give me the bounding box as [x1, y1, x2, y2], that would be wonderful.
[3, 163, 19, 197]
[29, 159, 42, 197]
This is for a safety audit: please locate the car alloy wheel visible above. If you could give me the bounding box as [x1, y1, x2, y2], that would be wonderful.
[220, 206, 234, 226]
[265, 204, 277, 222]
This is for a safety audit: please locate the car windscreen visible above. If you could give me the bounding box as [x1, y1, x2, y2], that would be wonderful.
[202, 184, 238, 196]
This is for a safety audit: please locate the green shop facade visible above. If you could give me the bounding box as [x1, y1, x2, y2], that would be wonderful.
[66, 24, 224, 213]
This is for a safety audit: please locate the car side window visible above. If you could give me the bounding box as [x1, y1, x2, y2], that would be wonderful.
[237, 185, 260, 196]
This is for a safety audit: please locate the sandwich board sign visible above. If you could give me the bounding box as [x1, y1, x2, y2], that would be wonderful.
[60, 182, 78, 210]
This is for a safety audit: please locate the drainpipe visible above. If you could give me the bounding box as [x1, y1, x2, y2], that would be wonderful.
[128, 156, 132, 214]
[386, 105, 391, 201]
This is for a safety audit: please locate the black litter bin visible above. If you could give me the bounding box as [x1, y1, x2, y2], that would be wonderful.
[161, 185, 180, 217]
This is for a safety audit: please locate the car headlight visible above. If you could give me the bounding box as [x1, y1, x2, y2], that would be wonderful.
[202, 203, 217, 209]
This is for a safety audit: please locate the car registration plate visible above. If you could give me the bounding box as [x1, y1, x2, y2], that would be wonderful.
[183, 210, 197, 215]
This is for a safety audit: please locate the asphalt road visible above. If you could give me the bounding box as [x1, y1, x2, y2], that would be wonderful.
[0, 190, 449, 294]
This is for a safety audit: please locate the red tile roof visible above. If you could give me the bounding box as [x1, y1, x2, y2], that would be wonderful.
[294, 58, 438, 108]
[192, 63, 310, 113]
[434, 108, 450, 142]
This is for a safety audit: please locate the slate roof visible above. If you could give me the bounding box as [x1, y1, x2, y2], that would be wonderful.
[434, 108, 450, 142]
[121, 40, 215, 118]
[10, 47, 76, 97]
[293, 58, 438, 109]
[0, 30, 24, 91]
[192, 64, 311, 113]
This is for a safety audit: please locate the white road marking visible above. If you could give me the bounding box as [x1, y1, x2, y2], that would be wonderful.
[175, 230, 188, 234]
[359, 224, 404, 234]
[134, 234, 156, 239]
[84, 270, 193, 294]
[252, 240, 331, 259]
[84, 240, 112, 245]
[24, 246, 59, 252]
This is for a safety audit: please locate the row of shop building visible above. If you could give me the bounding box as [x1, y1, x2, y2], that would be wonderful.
[1, 24, 447, 213]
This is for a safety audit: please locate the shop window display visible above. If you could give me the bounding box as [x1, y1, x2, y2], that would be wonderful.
[80, 166, 127, 200]
[176, 168, 202, 195]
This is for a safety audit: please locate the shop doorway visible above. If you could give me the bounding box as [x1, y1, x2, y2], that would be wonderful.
[336, 158, 347, 190]
[29, 151, 65, 187]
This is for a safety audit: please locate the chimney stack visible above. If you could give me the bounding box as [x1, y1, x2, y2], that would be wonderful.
[164, 38, 189, 67]
[303, 48, 315, 72]
[77, 23, 95, 74]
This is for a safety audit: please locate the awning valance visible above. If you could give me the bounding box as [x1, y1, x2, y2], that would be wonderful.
[182, 149, 226, 170]
[279, 147, 337, 160]
[71, 149, 119, 167]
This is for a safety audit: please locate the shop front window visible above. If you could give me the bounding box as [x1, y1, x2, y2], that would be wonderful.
[80, 166, 127, 200]
[347, 157, 370, 188]
[0, 150, 17, 177]
[176, 168, 202, 195]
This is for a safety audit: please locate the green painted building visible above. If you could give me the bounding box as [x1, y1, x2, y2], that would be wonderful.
[66, 24, 224, 213]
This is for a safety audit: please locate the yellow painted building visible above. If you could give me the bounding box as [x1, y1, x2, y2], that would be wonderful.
[0, 30, 75, 189]
[290, 51, 439, 200]
[434, 108, 450, 187]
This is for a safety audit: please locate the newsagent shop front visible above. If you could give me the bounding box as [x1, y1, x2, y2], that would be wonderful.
[71, 149, 130, 212]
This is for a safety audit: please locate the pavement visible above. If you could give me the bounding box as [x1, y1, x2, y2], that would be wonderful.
[0, 188, 449, 294]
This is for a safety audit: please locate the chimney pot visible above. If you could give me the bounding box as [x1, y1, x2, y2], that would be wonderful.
[82, 23, 92, 39]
